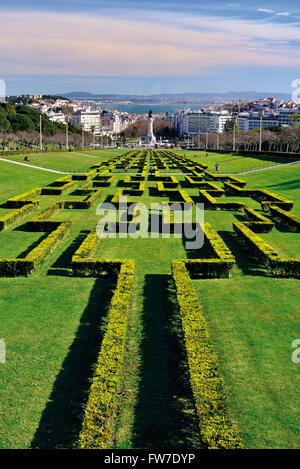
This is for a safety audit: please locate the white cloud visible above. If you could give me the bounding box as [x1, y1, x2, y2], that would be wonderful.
[257, 8, 274, 13]
[0, 10, 299, 76]
[277, 12, 291, 17]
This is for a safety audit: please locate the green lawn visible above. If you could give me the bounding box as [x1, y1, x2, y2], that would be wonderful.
[176, 150, 299, 174]
[0, 150, 299, 449]
[1, 149, 122, 172]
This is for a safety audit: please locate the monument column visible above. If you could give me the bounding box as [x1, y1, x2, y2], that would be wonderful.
[147, 109, 156, 145]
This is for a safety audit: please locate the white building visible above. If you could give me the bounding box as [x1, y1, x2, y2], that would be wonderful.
[237, 113, 279, 132]
[71, 111, 102, 135]
[278, 109, 300, 126]
[47, 111, 66, 124]
[179, 110, 232, 136]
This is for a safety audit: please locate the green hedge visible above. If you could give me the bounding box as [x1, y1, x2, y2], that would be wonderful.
[199, 190, 245, 211]
[41, 180, 76, 195]
[0, 221, 71, 276]
[267, 205, 300, 232]
[184, 222, 235, 278]
[26, 221, 71, 269]
[172, 260, 242, 449]
[233, 221, 299, 277]
[202, 149, 300, 159]
[63, 189, 103, 209]
[243, 207, 274, 233]
[7, 188, 41, 208]
[0, 203, 35, 230]
[27, 203, 62, 231]
[78, 260, 135, 448]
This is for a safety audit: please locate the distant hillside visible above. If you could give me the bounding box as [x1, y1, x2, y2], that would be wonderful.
[62, 91, 291, 102]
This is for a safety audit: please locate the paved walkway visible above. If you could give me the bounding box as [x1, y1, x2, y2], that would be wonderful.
[0, 157, 84, 174]
[218, 160, 300, 176]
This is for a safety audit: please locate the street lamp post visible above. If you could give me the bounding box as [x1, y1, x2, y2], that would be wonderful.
[217, 132, 220, 151]
[233, 116, 237, 151]
[82, 129, 84, 149]
[39, 114, 43, 151]
[259, 109, 264, 152]
[66, 117, 69, 150]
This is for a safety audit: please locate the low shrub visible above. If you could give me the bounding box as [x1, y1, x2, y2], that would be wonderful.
[6, 188, 41, 208]
[172, 260, 242, 449]
[267, 205, 300, 232]
[0, 203, 35, 230]
[78, 260, 135, 449]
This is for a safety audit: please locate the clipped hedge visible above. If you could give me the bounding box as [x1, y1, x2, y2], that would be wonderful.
[78, 260, 135, 449]
[26, 221, 71, 269]
[41, 180, 76, 195]
[233, 221, 300, 277]
[199, 190, 245, 211]
[243, 206, 274, 233]
[0, 203, 35, 230]
[72, 169, 97, 181]
[172, 260, 242, 449]
[185, 222, 235, 278]
[27, 203, 62, 231]
[267, 205, 300, 232]
[0, 221, 71, 276]
[7, 188, 41, 208]
[63, 189, 103, 209]
[92, 176, 116, 187]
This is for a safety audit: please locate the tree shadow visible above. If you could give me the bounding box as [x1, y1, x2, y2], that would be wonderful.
[47, 230, 90, 276]
[264, 179, 300, 191]
[30, 277, 116, 449]
[132, 274, 202, 450]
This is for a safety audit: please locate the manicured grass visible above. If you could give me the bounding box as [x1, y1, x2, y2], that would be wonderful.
[176, 150, 299, 174]
[193, 275, 300, 449]
[1, 149, 123, 172]
[0, 150, 299, 449]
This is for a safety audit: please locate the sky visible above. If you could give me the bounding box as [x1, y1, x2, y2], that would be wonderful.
[1, 0, 300, 96]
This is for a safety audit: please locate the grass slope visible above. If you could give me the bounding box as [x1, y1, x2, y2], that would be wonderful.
[0, 150, 299, 449]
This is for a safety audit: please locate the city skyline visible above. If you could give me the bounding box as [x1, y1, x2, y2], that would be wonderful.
[1, 0, 300, 95]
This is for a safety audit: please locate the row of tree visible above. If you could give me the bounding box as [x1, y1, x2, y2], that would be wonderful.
[188, 126, 300, 153]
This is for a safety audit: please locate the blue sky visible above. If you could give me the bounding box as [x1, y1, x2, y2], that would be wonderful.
[1, 0, 300, 95]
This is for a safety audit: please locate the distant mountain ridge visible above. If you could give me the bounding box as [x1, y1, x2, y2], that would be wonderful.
[62, 91, 291, 101]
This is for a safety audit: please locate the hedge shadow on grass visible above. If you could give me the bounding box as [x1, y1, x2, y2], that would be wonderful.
[47, 230, 90, 276]
[17, 232, 50, 259]
[218, 230, 268, 277]
[30, 277, 116, 449]
[132, 274, 202, 450]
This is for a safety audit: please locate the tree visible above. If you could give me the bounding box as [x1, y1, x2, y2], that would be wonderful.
[0, 115, 10, 132]
[224, 118, 235, 133]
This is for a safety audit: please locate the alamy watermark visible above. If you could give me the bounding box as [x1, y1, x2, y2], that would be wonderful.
[96, 197, 205, 250]
[291, 339, 300, 364]
[0, 79, 6, 103]
[0, 340, 6, 364]
[291, 79, 300, 103]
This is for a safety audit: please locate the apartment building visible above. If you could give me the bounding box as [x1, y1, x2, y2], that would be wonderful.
[176, 110, 232, 136]
[71, 111, 102, 135]
[237, 113, 279, 132]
